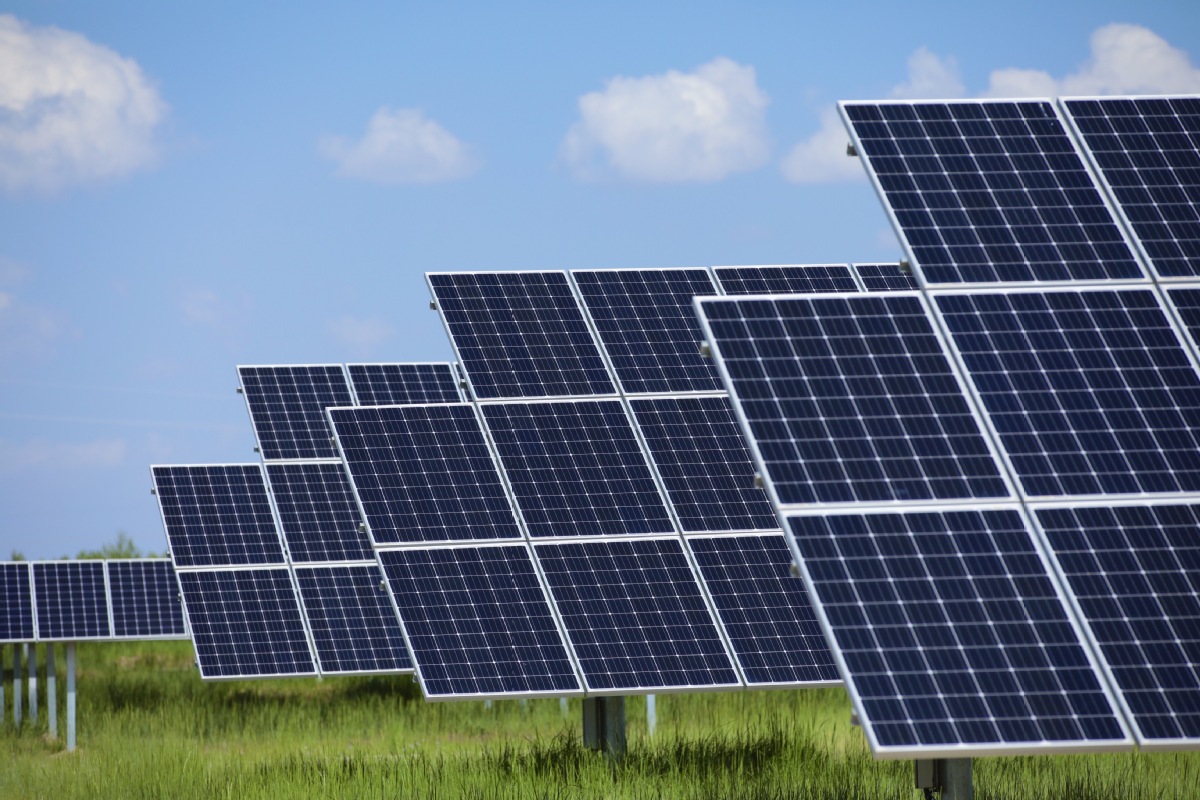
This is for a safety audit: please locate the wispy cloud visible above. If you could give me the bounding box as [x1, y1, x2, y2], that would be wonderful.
[327, 315, 394, 352]
[562, 57, 770, 183]
[0, 437, 126, 471]
[0, 14, 166, 193]
[0, 259, 71, 360]
[319, 107, 479, 184]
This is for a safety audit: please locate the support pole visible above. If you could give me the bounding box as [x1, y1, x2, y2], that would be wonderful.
[0, 644, 5, 725]
[915, 758, 972, 800]
[66, 643, 76, 752]
[560, 697, 568, 717]
[646, 694, 656, 738]
[28, 643, 37, 725]
[13, 643, 22, 726]
[47, 645, 57, 738]
[582, 697, 626, 759]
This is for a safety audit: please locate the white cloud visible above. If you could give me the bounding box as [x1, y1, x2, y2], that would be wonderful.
[0, 260, 70, 359]
[327, 315, 393, 350]
[319, 107, 479, 184]
[561, 57, 770, 183]
[0, 437, 126, 471]
[889, 47, 966, 99]
[779, 108, 863, 185]
[0, 14, 166, 193]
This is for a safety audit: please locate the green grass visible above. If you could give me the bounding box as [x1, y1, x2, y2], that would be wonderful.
[2, 642, 1197, 799]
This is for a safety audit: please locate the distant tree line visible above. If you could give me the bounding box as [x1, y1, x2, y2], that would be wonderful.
[9, 531, 160, 561]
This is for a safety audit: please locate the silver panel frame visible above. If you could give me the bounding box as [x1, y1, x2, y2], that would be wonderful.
[236, 363, 353, 462]
[105, 557, 190, 642]
[29, 560, 113, 642]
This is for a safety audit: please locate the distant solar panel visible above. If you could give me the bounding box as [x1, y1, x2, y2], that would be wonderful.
[265, 462, 372, 562]
[151, 464, 286, 567]
[378, 544, 583, 699]
[238, 364, 354, 460]
[630, 395, 778, 532]
[696, 294, 1012, 505]
[854, 263, 920, 291]
[687, 534, 840, 686]
[841, 100, 1145, 284]
[0, 563, 34, 643]
[347, 363, 462, 406]
[329, 404, 522, 544]
[428, 271, 616, 399]
[534, 538, 740, 693]
[1035, 502, 1200, 747]
[107, 560, 187, 639]
[33, 561, 111, 640]
[177, 568, 316, 679]
[713, 264, 860, 295]
[934, 287, 1200, 497]
[1062, 96, 1200, 279]
[481, 400, 674, 537]
[294, 564, 412, 674]
[571, 268, 722, 394]
[786, 507, 1133, 757]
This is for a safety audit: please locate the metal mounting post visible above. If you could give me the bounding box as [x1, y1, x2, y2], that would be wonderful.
[583, 696, 626, 759]
[915, 758, 972, 800]
[66, 643, 76, 752]
[646, 694, 656, 737]
[47, 645, 57, 738]
[0, 648, 4, 724]
[28, 644, 37, 724]
[13, 644, 22, 726]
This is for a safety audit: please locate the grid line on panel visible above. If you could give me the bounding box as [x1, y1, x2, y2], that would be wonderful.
[842, 100, 1145, 284]
[239, 365, 353, 460]
[347, 363, 462, 406]
[294, 564, 412, 674]
[107, 560, 187, 639]
[1165, 286, 1200, 352]
[33, 561, 111, 640]
[0, 563, 34, 642]
[713, 265, 861, 295]
[265, 462, 372, 562]
[855, 263, 921, 292]
[934, 287, 1200, 498]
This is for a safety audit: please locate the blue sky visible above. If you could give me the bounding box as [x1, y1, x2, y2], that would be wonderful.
[2, 1, 1198, 558]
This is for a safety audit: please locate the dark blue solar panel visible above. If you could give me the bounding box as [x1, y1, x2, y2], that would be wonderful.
[697, 294, 1010, 505]
[347, 363, 462, 406]
[630, 395, 778, 532]
[108, 560, 186, 639]
[294, 564, 412, 674]
[1036, 503, 1200, 745]
[1064, 97, 1200, 279]
[265, 462, 372, 562]
[238, 365, 353, 460]
[1165, 286, 1200, 351]
[842, 100, 1145, 284]
[33, 561, 110, 640]
[787, 508, 1131, 754]
[151, 465, 286, 567]
[935, 288, 1200, 497]
[571, 268, 722, 393]
[855, 263, 921, 291]
[177, 568, 315, 679]
[713, 265, 860, 295]
[329, 404, 522, 544]
[481, 400, 674, 537]
[378, 545, 581, 698]
[0, 563, 34, 642]
[534, 538, 740, 692]
[688, 534, 839, 686]
[428, 272, 616, 399]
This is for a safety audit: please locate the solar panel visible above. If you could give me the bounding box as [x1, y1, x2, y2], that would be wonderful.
[264, 462, 372, 562]
[533, 537, 740, 693]
[841, 99, 1145, 284]
[238, 364, 354, 460]
[1062, 96, 1200, 279]
[687, 534, 840, 686]
[428, 271, 616, 399]
[695, 293, 1013, 505]
[629, 395, 778, 532]
[571, 268, 722, 394]
[293, 564, 412, 674]
[151, 464, 286, 567]
[786, 507, 1133, 757]
[1165, 286, 1200, 351]
[1034, 501, 1200, 748]
[0, 563, 34, 643]
[347, 362, 462, 406]
[854, 263, 920, 291]
[177, 568, 315, 679]
[107, 560, 187, 639]
[328, 404, 522, 544]
[32, 561, 111, 640]
[933, 286, 1200, 498]
[378, 544, 583, 699]
[480, 399, 674, 537]
[713, 264, 860, 295]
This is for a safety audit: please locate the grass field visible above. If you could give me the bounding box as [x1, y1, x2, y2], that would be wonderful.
[2, 641, 1197, 799]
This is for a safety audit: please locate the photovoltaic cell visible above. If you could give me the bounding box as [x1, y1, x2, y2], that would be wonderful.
[841, 100, 1144, 284]
[265, 462, 372, 562]
[630, 395, 778, 532]
[687, 534, 839, 686]
[151, 465, 286, 567]
[534, 538, 739, 692]
[347, 363, 462, 406]
[1063, 96, 1200, 279]
[378, 545, 582, 698]
[481, 400, 674, 537]
[1035, 502, 1200, 746]
[33, 561, 111, 640]
[329, 404, 522, 544]
[935, 288, 1200, 497]
[294, 564, 412, 674]
[428, 272, 616, 399]
[108, 560, 187, 639]
[854, 263, 921, 291]
[696, 294, 1011, 505]
[787, 508, 1132, 757]
[0, 563, 34, 643]
[1165, 286, 1200, 350]
[177, 568, 315, 679]
[238, 365, 354, 460]
[713, 265, 860, 295]
[571, 268, 722, 394]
